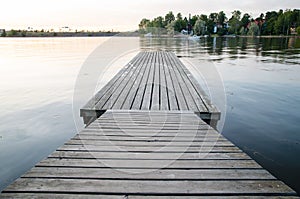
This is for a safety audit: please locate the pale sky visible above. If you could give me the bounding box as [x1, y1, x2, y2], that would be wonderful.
[1, 0, 299, 31]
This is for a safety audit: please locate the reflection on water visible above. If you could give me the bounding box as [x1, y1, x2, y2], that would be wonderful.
[0, 37, 299, 194]
[141, 36, 300, 65]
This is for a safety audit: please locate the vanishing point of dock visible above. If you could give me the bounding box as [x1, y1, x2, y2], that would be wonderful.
[1, 51, 297, 198]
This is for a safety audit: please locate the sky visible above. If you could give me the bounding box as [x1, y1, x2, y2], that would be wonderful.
[1, 0, 299, 31]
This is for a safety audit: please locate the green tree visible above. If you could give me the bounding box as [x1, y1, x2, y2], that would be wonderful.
[190, 15, 199, 27]
[9, 29, 18, 36]
[21, 31, 26, 37]
[176, 13, 182, 20]
[156, 16, 164, 27]
[207, 13, 218, 34]
[228, 17, 240, 34]
[296, 26, 300, 35]
[217, 11, 227, 26]
[193, 18, 206, 35]
[174, 18, 187, 32]
[166, 21, 176, 35]
[200, 14, 208, 22]
[164, 11, 175, 26]
[241, 13, 251, 28]
[228, 10, 241, 34]
[1, 30, 6, 37]
[173, 13, 187, 32]
[209, 13, 218, 23]
[248, 21, 260, 36]
[139, 18, 150, 33]
[232, 10, 241, 20]
[263, 11, 278, 35]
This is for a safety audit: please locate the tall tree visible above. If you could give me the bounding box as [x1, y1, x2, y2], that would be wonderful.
[232, 10, 241, 20]
[190, 15, 199, 27]
[164, 11, 175, 26]
[241, 13, 251, 28]
[229, 10, 242, 34]
[209, 13, 218, 23]
[248, 21, 260, 36]
[193, 18, 206, 35]
[217, 11, 227, 26]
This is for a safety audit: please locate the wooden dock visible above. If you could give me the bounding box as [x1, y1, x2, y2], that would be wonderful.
[80, 51, 220, 126]
[1, 51, 297, 198]
[2, 110, 297, 198]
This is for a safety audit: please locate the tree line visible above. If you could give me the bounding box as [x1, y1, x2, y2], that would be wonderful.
[139, 9, 300, 36]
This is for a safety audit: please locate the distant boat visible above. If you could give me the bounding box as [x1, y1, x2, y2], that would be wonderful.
[144, 32, 152, 37]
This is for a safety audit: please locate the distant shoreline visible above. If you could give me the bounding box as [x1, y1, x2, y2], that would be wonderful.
[1, 31, 299, 38]
[0, 31, 140, 38]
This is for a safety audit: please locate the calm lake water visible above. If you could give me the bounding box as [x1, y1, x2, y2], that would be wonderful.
[0, 36, 299, 194]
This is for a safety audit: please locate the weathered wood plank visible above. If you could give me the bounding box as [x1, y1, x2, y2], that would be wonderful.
[101, 52, 148, 109]
[113, 52, 151, 109]
[23, 167, 275, 180]
[158, 51, 169, 110]
[141, 51, 156, 110]
[166, 52, 208, 112]
[151, 51, 160, 110]
[169, 52, 219, 113]
[66, 139, 235, 147]
[121, 52, 151, 109]
[1, 193, 298, 199]
[81, 52, 142, 110]
[165, 51, 200, 112]
[57, 145, 242, 153]
[162, 51, 188, 110]
[131, 52, 154, 109]
[71, 136, 228, 143]
[4, 179, 295, 195]
[36, 158, 263, 169]
[49, 151, 250, 160]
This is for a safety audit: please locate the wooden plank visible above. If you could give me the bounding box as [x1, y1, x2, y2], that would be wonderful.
[1, 193, 298, 199]
[77, 132, 220, 139]
[90, 52, 144, 110]
[169, 52, 218, 113]
[81, 52, 142, 110]
[23, 167, 275, 180]
[4, 179, 295, 195]
[166, 52, 208, 112]
[113, 52, 151, 109]
[162, 51, 188, 110]
[49, 151, 250, 160]
[131, 52, 154, 109]
[65, 139, 235, 147]
[71, 135, 228, 142]
[160, 51, 178, 110]
[165, 51, 200, 112]
[36, 158, 263, 169]
[101, 52, 148, 109]
[0, 193, 123, 199]
[79, 129, 220, 137]
[121, 52, 151, 109]
[141, 51, 156, 110]
[158, 51, 169, 110]
[57, 145, 242, 153]
[151, 51, 160, 110]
